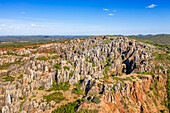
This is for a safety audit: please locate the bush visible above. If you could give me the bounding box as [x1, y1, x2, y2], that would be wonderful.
[72, 88, 84, 95]
[17, 74, 23, 79]
[53, 100, 81, 113]
[166, 74, 170, 110]
[106, 57, 109, 64]
[44, 92, 65, 103]
[63, 66, 70, 70]
[36, 56, 49, 60]
[52, 56, 60, 59]
[69, 71, 74, 77]
[2, 75, 14, 82]
[150, 87, 154, 90]
[38, 86, 44, 90]
[92, 97, 101, 104]
[72, 81, 84, 95]
[19, 97, 23, 100]
[52, 82, 70, 91]
[92, 63, 95, 67]
[104, 66, 109, 74]
[53, 63, 61, 69]
[0, 60, 21, 70]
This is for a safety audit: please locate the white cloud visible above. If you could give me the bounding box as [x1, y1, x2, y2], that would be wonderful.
[108, 14, 114, 16]
[31, 24, 45, 27]
[31, 24, 38, 27]
[0, 24, 6, 27]
[21, 12, 25, 14]
[103, 8, 109, 11]
[146, 4, 157, 8]
[113, 10, 117, 12]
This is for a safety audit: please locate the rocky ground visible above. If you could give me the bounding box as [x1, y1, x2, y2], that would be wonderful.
[0, 36, 169, 113]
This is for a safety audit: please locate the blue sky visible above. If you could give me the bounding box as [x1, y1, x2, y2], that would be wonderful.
[0, 0, 170, 35]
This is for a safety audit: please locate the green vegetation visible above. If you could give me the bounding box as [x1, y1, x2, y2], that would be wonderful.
[155, 53, 170, 60]
[92, 63, 95, 67]
[44, 92, 65, 103]
[38, 86, 44, 90]
[166, 72, 170, 110]
[69, 71, 74, 77]
[106, 57, 109, 64]
[129, 34, 170, 51]
[85, 56, 89, 62]
[52, 56, 60, 59]
[19, 99, 26, 113]
[48, 82, 70, 91]
[19, 97, 24, 100]
[104, 66, 109, 74]
[36, 56, 49, 60]
[63, 66, 70, 70]
[88, 59, 92, 63]
[45, 51, 56, 54]
[0, 36, 89, 48]
[78, 109, 98, 113]
[53, 63, 61, 69]
[92, 97, 101, 104]
[53, 99, 81, 113]
[72, 81, 84, 95]
[2, 75, 14, 82]
[17, 74, 23, 79]
[0, 60, 21, 70]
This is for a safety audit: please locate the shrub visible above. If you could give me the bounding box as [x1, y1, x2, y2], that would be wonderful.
[88, 59, 92, 63]
[0, 60, 21, 70]
[166, 74, 170, 110]
[106, 57, 109, 64]
[52, 82, 70, 91]
[19, 99, 26, 112]
[72, 88, 84, 95]
[150, 87, 154, 90]
[2, 75, 14, 82]
[53, 63, 61, 69]
[53, 99, 81, 113]
[19, 97, 23, 100]
[17, 74, 23, 79]
[69, 71, 74, 77]
[92, 63, 95, 67]
[72, 81, 84, 95]
[104, 66, 109, 74]
[92, 97, 101, 104]
[36, 56, 49, 60]
[63, 66, 70, 70]
[137, 72, 141, 74]
[44, 92, 65, 103]
[143, 72, 148, 75]
[52, 56, 60, 59]
[38, 86, 44, 90]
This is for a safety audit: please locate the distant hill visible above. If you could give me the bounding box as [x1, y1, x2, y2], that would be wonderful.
[129, 34, 170, 45]
[0, 36, 90, 43]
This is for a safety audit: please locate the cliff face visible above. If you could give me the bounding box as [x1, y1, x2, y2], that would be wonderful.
[78, 74, 168, 113]
[0, 36, 169, 113]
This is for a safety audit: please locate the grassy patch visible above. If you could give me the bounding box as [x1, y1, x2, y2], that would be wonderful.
[0, 60, 21, 70]
[92, 97, 101, 104]
[72, 81, 84, 95]
[36, 56, 49, 60]
[17, 74, 23, 79]
[2, 75, 14, 82]
[38, 86, 44, 90]
[63, 66, 70, 70]
[48, 82, 70, 91]
[52, 99, 81, 113]
[44, 92, 65, 103]
[52, 56, 60, 59]
[53, 63, 61, 69]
